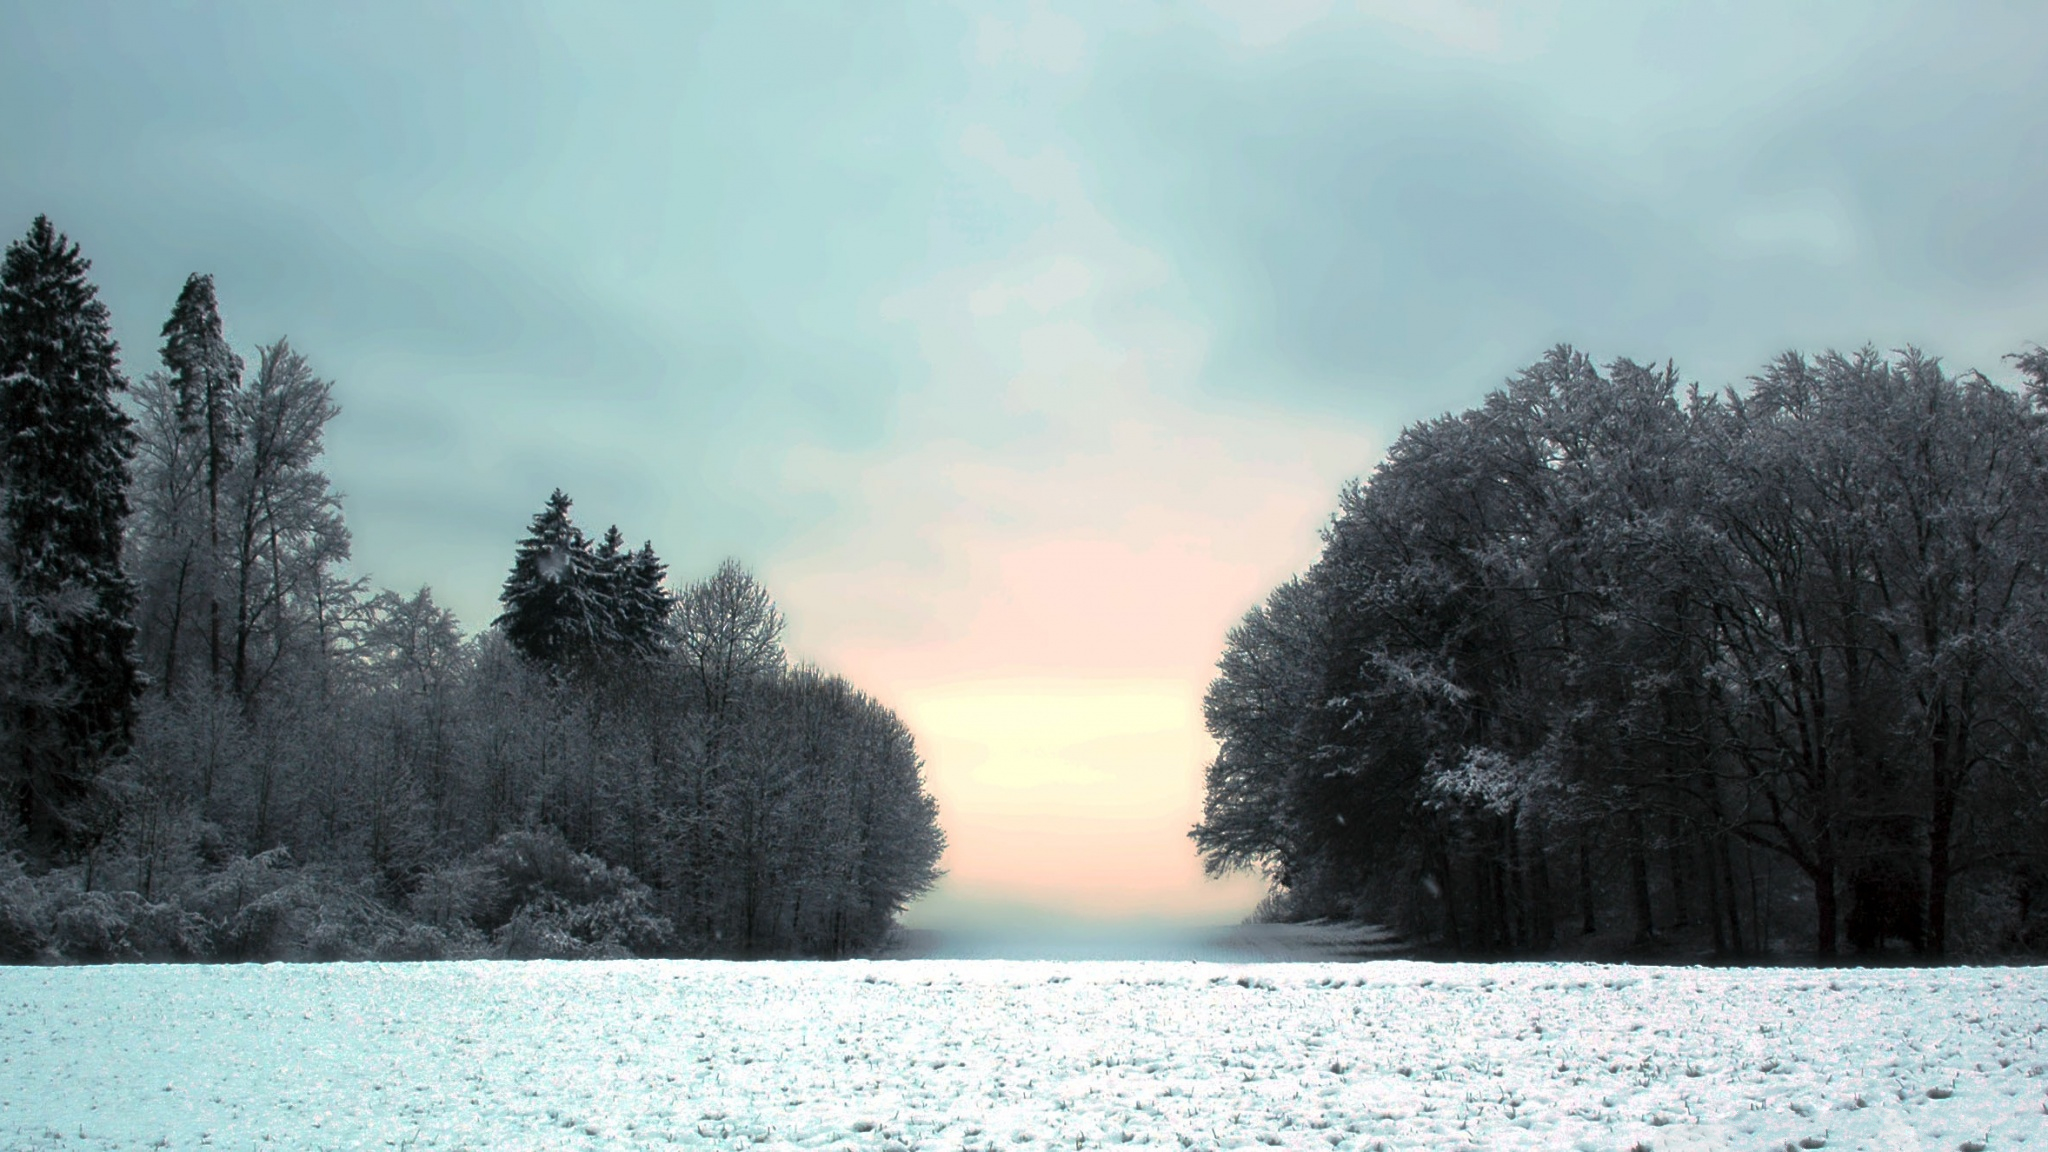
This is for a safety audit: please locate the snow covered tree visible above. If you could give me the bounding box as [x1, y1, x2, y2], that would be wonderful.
[360, 586, 467, 839]
[499, 506, 674, 675]
[221, 339, 352, 705]
[674, 559, 783, 723]
[157, 273, 242, 691]
[130, 273, 245, 698]
[616, 541, 675, 660]
[128, 367, 206, 697]
[2012, 344, 2048, 405]
[160, 275, 241, 502]
[0, 240, 947, 959]
[495, 490, 606, 669]
[1199, 341, 2048, 959]
[1192, 577, 1327, 888]
[0, 215, 139, 856]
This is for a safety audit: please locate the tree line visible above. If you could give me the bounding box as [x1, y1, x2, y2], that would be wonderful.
[0, 215, 944, 962]
[1196, 343, 2048, 959]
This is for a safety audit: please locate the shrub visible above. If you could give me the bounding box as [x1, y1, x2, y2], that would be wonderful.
[474, 828, 674, 957]
[47, 890, 206, 961]
[494, 895, 595, 959]
[0, 856, 49, 961]
[407, 861, 504, 930]
[372, 921, 486, 962]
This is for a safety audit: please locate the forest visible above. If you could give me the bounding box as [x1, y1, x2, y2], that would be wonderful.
[1196, 342, 2048, 959]
[0, 216, 945, 963]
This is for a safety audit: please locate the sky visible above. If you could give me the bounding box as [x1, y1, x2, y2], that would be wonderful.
[3, 0, 2045, 934]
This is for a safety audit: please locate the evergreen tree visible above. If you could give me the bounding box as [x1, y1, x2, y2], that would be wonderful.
[619, 542, 675, 659]
[0, 215, 139, 854]
[158, 273, 241, 688]
[586, 524, 674, 660]
[593, 523, 628, 646]
[496, 490, 604, 667]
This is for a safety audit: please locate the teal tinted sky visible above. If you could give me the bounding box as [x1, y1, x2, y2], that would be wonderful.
[5, 1, 2045, 927]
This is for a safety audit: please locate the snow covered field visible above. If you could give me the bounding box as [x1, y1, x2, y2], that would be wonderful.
[3, 959, 2044, 1152]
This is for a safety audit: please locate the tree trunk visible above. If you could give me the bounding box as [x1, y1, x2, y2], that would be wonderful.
[1502, 812, 1525, 950]
[1527, 818, 1555, 950]
[162, 557, 189, 697]
[1703, 835, 1729, 955]
[1434, 831, 1463, 951]
[1578, 832, 1597, 935]
[1813, 871, 1838, 955]
[1664, 815, 1691, 927]
[1924, 695, 1963, 957]
[1627, 811, 1656, 943]
[1926, 775, 1954, 957]
[1718, 833, 1745, 954]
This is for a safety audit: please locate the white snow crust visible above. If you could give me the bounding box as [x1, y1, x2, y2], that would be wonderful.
[3, 959, 2044, 1151]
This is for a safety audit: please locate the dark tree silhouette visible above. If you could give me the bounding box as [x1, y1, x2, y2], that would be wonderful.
[0, 216, 139, 855]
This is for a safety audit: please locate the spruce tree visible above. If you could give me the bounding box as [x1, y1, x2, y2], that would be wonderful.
[619, 542, 675, 659]
[496, 490, 603, 667]
[158, 272, 241, 687]
[0, 216, 139, 854]
[593, 523, 628, 647]
[586, 526, 674, 659]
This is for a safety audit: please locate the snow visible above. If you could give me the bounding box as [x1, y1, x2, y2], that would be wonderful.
[2, 959, 2044, 1151]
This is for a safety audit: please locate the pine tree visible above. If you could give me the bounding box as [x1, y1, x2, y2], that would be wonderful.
[590, 524, 675, 661]
[158, 273, 241, 688]
[498, 497, 675, 671]
[0, 215, 140, 855]
[593, 523, 628, 647]
[496, 490, 604, 667]
[619, 542, 675, 659]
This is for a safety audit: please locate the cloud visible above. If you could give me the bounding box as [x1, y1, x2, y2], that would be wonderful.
[1355, 0, 1552, 56]
[1199, 0, 1549, 55]
[975, 6, 1089, 74]
[1723, 189, 1860, 266]
[762, 125, 1379, 921]
[968, 254, 1096, 317]
[1199, 0, 1339, 48]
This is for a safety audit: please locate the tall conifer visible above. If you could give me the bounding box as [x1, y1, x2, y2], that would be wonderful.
[158, 272, 241, 687]
[0, 216, 139, 853]
[619, 542, 675, 659]
[496, 490, 603, 667]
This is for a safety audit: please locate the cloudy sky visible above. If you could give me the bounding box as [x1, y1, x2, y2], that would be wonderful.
[4, 0, 2044, 932]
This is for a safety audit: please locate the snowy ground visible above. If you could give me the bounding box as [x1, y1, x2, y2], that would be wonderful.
[3, 959, 2044, 1152]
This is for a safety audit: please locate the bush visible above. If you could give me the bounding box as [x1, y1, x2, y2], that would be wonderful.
[188, 848, 414, 961]
[494, 895, 597, 959]
[372, 921, 486, 962]
[407, 861, 503, 930]
[187, 847, 302, 960]
[0, 856, 49, 961]
[0, 856, 208, 963]
[472, 828, 674, 957]
[479, 828, 634, 914]
[0, 830, 681, 964]
[1951, 872, 2048, 956]
[47, 890, 207, 961]
[299, 888, 412, 962]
